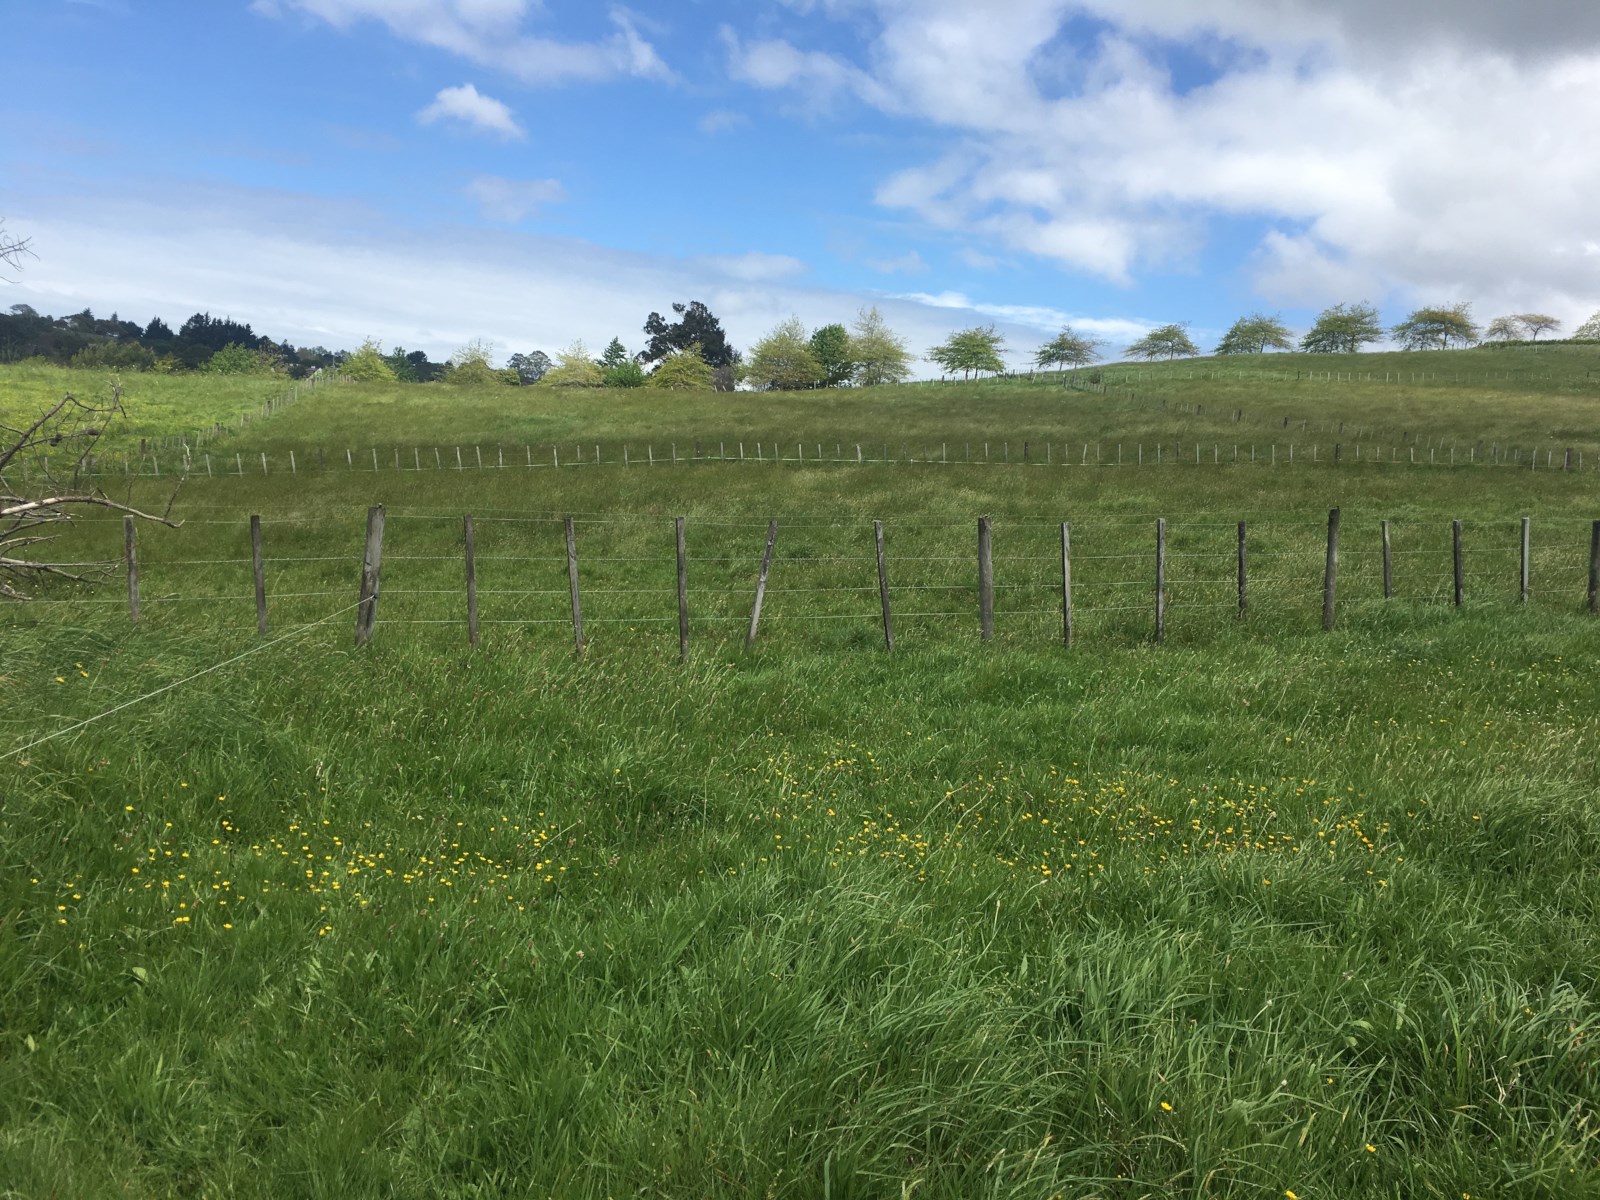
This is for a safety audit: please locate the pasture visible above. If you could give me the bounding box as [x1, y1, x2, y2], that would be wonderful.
[4, 351, 1600, 1198]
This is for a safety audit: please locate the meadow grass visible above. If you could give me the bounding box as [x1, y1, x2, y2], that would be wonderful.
[3, 353, 1600, 1198]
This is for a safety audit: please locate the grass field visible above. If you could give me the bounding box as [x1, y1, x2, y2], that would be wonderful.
[4, 351, 1600, 1198]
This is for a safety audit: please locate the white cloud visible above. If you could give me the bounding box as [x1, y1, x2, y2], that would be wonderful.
[698, 109, 750, 134]
[7, 184, 1149, 377]
[700, 252, 808, 282]
[255, 1, 673, 85]
[417, 83, 524, 139]
[465, 175, 566, 221]
[725, 2, 1600, 313]
[865, 250, 927, 274]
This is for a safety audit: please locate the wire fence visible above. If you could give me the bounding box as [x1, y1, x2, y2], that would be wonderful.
[29, 434, 1597, 482]
[12, 507, 1599, 653]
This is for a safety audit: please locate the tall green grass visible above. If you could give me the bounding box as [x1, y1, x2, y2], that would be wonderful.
[3, 352, 1600, 1198]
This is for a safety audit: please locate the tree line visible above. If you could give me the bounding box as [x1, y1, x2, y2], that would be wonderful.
[5, 293, 1598, 390]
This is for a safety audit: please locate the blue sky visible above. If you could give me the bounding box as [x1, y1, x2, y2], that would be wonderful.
[6, 0, 1598, 368]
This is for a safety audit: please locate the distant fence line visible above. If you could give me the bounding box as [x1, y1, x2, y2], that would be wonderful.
[32, 436, 1598, 482]
[63, 508, 1600, 654]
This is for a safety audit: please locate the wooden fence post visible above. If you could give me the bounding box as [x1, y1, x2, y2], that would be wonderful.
[355, 505, 385, 646]
[1322, 508, 1340, 631]
[250, 514, 268, 636]
[1237, 521, 1247, 618]
[1452, 519, 1464, 607]
[464, 514, 479, 647]
[875, 520, 894, 651]
[1589, 521, 1600, 615]
[565, 516, 584, 656]
[746, 520, 778, 649]
[1520, 517, 1531, 604]
[1382, 520, 1393, 599]
[1060, 522, 1073, 647]
[978, 516, 994, 641]
[1154, 517, 1166, 644]
[676, 517, 689, 663]
[124, 516, 140, 624]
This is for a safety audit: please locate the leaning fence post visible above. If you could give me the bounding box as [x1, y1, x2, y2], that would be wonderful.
[978, 516, 994, 641]
[464, 514, 479, 647]
[565, 516, 584, 656]
[676, 517, 689, 663]
[1322, 508, 1340, 631]
[875, 519, 894, 651]
[250, 514, 268, 636]
[1520, 517, 1531, 604]
[1154, 518, 1166, 643]
[1060, 522, 1073, 647]
[124, 516, 140, 624]
[1452, 519, 1464, 607]
[1237, 521, 1247, 618]
[746, 520, 778, 649]
[355, 505, 385, 646]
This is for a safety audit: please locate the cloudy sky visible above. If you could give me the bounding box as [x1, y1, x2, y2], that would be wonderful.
[5, 0, 1598, 366]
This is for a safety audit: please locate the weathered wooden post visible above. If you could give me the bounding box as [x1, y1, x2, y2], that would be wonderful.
[566, 516, 584, 656]
[250, 514, 268, 635]
[1154, 518, 1166, 644]
[124, 516, 140, 624]
[978, 517, 994, 641]
[1060, 522, 1073, 647]
[1322, 508, 1340, 631]
[746, 520, 778, 649]
[464, 514, 479, 647]
[676, 517, 689, 663]
[875, 520, 894, 651]
[355, 505, 385, 646]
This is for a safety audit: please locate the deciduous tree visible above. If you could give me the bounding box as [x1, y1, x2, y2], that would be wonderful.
[539, 341, 603, 388]
[1391, 304, 1479, 350]
[1214, 314, 1293, 354]
[341, 338, 399, 382]
[1299, 303, 1384, 353]
[647, 344, 714, 390]
[849, 307, 912, 387]
[747, 317, 825, 391]
[1033, 327, 1103, 371]
[808, 323, 854, 387]
[928, 325, 1007, 379]
[1124, 324, 1198, 360]
[1575, 311, 1600, 340]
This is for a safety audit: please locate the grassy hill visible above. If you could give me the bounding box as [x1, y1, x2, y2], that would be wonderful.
[4, 350, 1600, 1198]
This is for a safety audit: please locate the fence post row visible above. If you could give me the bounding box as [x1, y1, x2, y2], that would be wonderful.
[354, 505, 385, 646]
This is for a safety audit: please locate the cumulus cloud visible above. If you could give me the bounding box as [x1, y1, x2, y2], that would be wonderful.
[417, 83, 524, 138]
[255, 0, 673, 85]
[465, 175, 566, 221]
[724, 0, 1600, 316]
[697, 109, 750, 134]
